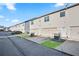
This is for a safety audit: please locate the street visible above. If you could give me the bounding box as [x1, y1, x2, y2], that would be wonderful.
[0, 32, 72, 56]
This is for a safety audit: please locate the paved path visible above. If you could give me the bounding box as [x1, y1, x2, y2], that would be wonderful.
[56, 40, 79, 56]
[0, 32, 72, 56]
[25, 37, 49, 43]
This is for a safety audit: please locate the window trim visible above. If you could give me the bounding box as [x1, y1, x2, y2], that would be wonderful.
[44, 16, 49, 22]
[60, 11, 65, 17]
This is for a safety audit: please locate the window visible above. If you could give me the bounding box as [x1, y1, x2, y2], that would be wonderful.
[44, 16, 49, 22]
[60, 11, 65, 17]
[31, 20, 34, 25]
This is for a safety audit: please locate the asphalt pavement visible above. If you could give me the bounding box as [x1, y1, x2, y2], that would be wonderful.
[0, 31, 72, 56]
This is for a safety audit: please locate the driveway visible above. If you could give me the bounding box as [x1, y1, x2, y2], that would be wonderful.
[56, 40, 79, 56]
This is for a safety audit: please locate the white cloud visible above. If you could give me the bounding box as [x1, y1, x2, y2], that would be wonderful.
[0, 15, 4, 18]
[0, 3, 16, 11]
[11, 19, 20, 23]
[6, 3, 16, 11]
[55, 3, 65, 7]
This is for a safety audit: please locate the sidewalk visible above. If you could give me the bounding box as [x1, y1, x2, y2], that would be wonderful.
[24, 37, 49, 43]
[56, 40, 79, 56]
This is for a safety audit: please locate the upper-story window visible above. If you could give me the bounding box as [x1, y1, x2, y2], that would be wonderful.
[60, 11, 65, 17]
[44, 16, 49, 22]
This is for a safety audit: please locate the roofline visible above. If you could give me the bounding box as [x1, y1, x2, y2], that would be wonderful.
[9, 3, 79, 27]
[28, 3, 79, 21]
[9, 19, 31, 27]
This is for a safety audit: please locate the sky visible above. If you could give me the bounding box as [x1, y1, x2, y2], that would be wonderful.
[0, 3, 72, 27]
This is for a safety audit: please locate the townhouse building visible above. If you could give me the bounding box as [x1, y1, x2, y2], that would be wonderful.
[9, 4, 79, 41]
[9, 21, 31, 34]
[9, 22, 25, 33]
[0, 25, 5, 31]
[30, 4, 79, 39]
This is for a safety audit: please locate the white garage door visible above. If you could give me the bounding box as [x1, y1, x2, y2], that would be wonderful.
[70, 26, 79, 41]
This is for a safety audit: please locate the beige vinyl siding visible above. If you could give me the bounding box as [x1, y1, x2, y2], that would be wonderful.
[9, 4, 79, 41]
[67, 6, 79, 26]
[64, 5, 79, 41]
[30, 18, 41, 36]
[30, 14, 59, 37]
[30, 4, 79, 39]
[40, 14, 59, 37]
[69, 26, 79, 41]
[40, 27, 57, 37]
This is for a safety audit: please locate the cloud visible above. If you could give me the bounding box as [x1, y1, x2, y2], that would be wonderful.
[11, 19, 20, 23]
[55, 3, 65, 7]
[0, 15, 4, 18]
[6, 3, 16, 11]
[0, 3, 16, 11]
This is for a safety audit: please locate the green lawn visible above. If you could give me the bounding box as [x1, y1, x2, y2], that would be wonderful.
[18, 33, 63, 49]
[41, 40, 63, 48]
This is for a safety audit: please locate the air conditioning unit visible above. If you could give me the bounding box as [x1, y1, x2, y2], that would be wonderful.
[54, 33, 60, 40]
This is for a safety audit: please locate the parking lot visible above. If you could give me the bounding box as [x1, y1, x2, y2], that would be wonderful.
[0, 32, 72, 56]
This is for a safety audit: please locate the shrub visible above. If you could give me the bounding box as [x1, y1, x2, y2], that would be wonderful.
[30, 33, 35, 37]
[8, 30, 12, 32]
[11, 31, 22, 35]
[0, 29, 4, 31]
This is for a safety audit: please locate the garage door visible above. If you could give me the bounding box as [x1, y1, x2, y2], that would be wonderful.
[70, 26, 79, 41]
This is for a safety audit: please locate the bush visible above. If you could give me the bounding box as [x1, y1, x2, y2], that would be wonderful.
[11, 31, 22, 35]
[30, 33, 35, 37]
[0, 29, 4, 31]
[8, 30, 12, 32]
